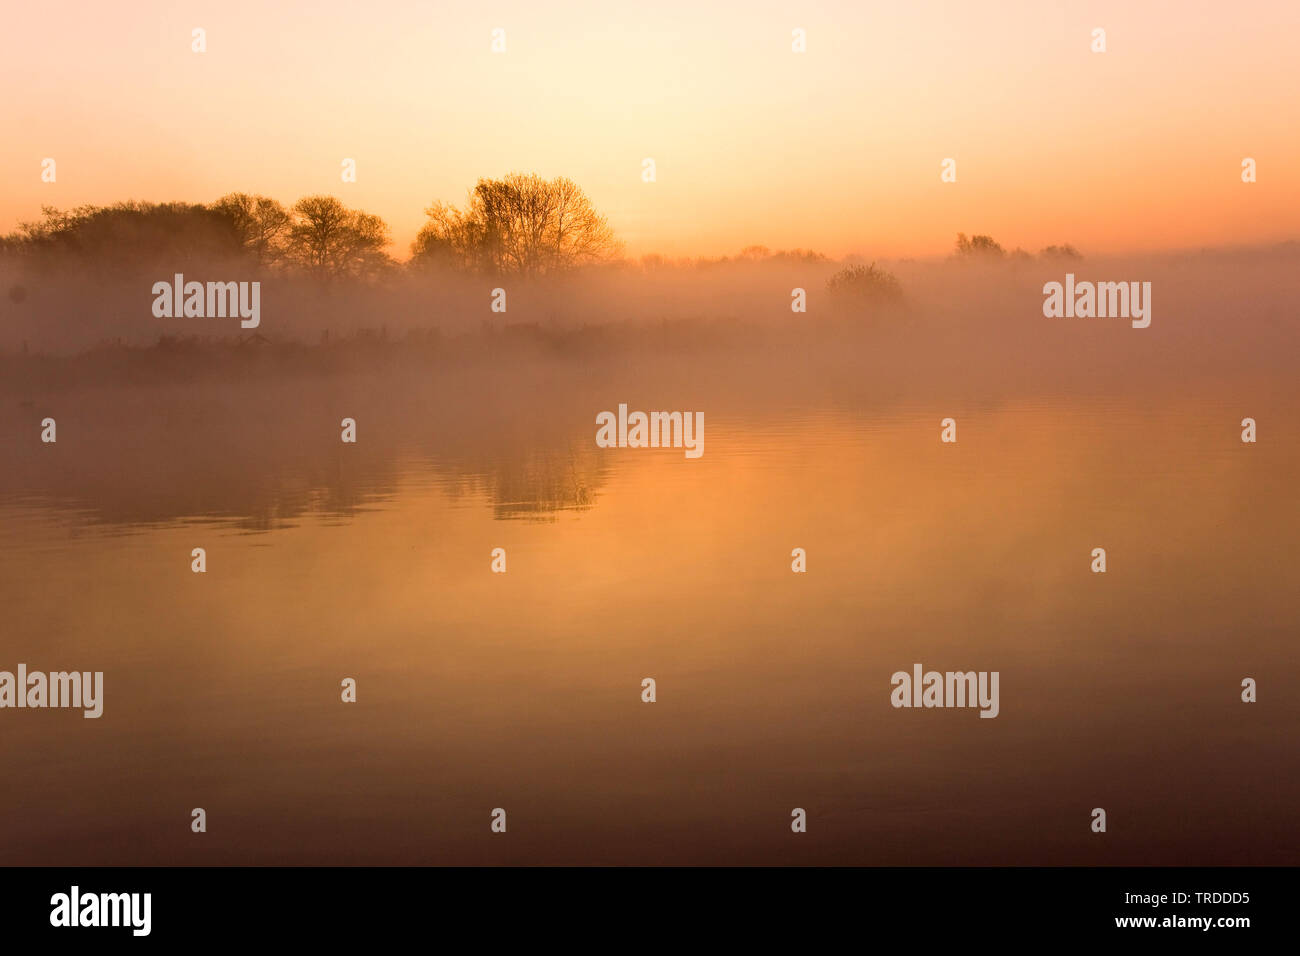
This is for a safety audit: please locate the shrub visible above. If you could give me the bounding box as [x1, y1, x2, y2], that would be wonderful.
[825, 263, 904, 305]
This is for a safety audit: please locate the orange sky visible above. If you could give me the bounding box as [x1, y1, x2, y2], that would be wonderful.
[2, 0, 1297, 260]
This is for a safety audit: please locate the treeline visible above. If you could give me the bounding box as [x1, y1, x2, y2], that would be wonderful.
[0, 169, 1084, 284]
[0, 174, 624, 281]
[2, 195, 388, 279]
[953, 232, 1082, 261]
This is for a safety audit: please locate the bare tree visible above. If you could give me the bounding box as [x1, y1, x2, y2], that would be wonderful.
[411, 201, 488, 272]
[286, 196, 391, 279]
[412, 174, 620, 275]
[211, 193, 291, 265]
[549, 176, 619, 273]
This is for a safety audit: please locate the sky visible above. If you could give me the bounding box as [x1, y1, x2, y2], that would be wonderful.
[2, 0, 1298, 260]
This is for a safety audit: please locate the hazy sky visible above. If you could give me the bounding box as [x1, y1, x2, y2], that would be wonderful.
[3, 0, 1297, 259]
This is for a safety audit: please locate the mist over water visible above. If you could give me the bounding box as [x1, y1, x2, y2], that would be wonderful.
[2, 248, 1298, 864]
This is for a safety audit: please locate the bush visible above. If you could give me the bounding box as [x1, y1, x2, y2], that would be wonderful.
[825, 263, 904, 305]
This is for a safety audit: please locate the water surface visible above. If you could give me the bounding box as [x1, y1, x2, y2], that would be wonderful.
[2, 360, 1295, 865]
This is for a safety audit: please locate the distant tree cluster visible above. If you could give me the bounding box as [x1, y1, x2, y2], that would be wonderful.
[954, 233, 1084, 262]
[633, 246, 830, 272]
[411, 173, 620, 276]
[1039, 244, 1083, 259]
[1, 176, 621, 282]
[0, 186, 1089, 291]
[2, 195, 392, 280]
[1, 201, 244, 266]
[954, 233, 1006, 258]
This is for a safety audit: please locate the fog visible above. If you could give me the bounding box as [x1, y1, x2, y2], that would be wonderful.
[2, 242, 1297, 529]
[3, 241, 1298, 383]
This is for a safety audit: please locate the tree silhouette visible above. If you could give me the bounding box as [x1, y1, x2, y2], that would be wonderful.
[412, 174, 620, 276]
[286, 196, 391, 279]
[954, 233, 1005, 258]
[2, 202, 244, 271]
[211, 193, 291, 266]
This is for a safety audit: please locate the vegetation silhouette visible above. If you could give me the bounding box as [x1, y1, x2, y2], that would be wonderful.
[826, 263, 904, 308]
[954, 233, 1006, 259]
[0, 176, 1166, 364]
[285, 195, 392, 280]
[411, 173, 620, 276]
[2, 201, 245, 273]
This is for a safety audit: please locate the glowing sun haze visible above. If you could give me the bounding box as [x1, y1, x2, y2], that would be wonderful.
[2, 0, 1297, 259]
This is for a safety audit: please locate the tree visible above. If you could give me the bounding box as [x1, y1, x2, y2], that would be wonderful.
[285, 196, 391, 279]
[411, 174, 620, 276]
[2, 201, 244, 270]
[954, 233, 1005, 258]
[547, 176, 620, 272]
[211, 193, 291, 265]
[411, 200, 490, 273]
